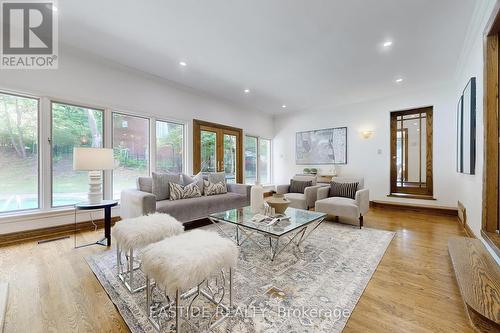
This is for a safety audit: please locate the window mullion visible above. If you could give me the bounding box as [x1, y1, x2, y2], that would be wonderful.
[103, 108, 113, 200]
[150, 117, 156, 175]
[40, 97, 51, 211]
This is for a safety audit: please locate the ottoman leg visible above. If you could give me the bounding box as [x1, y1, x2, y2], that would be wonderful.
[116, 245, 121, 276]
[175, 289, 181, 333]
[129, 248, 134, 291]
[229, 268, 233, 309]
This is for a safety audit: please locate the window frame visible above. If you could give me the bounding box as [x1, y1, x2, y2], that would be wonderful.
[244, 134, 272, 185]
[0, 90, 41, 214]
[49, 100, 105, 208]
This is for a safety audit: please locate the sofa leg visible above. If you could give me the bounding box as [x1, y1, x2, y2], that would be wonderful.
[359, 215, 363, 229]
[334, 216, 339, 222]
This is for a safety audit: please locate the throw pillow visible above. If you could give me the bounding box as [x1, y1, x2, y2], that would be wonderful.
[204, 180, 227, 196]
[289, 179, 313, 194]
[182, 173, 205, 195]
[169, 182, 202, 200]
[208, 172, 226, 184]
[152, 172, 181, 200]
[329, 181, 358, 199]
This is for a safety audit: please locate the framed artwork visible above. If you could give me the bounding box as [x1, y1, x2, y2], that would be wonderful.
[457, 77, 476, 174]
[296, 127, 347, 165]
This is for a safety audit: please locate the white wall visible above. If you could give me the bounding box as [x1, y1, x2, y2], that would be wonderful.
[0, 47, 273, 234]
[273, 83, 458, 207]
[453, 0, 496, 239]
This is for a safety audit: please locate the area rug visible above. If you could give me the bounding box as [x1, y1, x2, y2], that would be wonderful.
[86, 222, 394, 332]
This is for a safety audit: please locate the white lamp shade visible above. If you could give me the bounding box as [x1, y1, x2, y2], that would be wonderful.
[73, 148, 114, 171]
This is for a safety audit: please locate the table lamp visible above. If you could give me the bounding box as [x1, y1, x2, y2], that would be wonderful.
[73, 148, 114, 204]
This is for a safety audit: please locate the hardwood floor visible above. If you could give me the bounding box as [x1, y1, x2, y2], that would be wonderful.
[0, 207, 473, 332]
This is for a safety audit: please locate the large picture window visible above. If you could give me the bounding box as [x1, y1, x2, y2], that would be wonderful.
[0, 93, 39, 213]
[156, 120, 183, 173]
[244, 135, 271, 185]
[112, 113, 149, 199]
[51, 102, 104, 206]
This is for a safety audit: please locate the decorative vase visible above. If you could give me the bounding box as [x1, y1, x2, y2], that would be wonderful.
[250, 183, 265, 213]
[266, 195, 291, 214]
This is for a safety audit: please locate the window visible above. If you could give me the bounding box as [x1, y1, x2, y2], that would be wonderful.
[156, 120, 184, 173]
[244, 135, 272, 185]
[390, 107, 433, 198]
[0, 93, 39, 213]
[245, 136, 258, 185]
[51, 102, 104, 207]
[259, 138, 272, 185]
[112, 113, 149, 199]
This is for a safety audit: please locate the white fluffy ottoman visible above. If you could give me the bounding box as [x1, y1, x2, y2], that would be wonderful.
[142, 230, 239, 332]
[112, 213, 184, 293]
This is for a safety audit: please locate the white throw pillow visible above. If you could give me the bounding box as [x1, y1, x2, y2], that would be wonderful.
[204, 180, 227, 196]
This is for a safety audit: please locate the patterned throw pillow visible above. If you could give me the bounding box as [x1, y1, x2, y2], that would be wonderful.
[182, 173, 205, 195]
[169, 182, 202, 200]
[203, 180, 227, 196]
[289, 179, 313, 194]
[152, 172, 182, 200]
[329, 181, 359, 199]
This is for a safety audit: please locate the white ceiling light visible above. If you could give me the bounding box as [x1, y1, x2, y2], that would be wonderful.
[383, 41, 393, 47]
[244, 89, 250, 94]
[282, 104, 287, 109]
[179, 61, 187, 67]
[395, 78, 403, 83]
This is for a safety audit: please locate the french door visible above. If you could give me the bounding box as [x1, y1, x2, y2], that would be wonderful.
[193, 119, 243, 183]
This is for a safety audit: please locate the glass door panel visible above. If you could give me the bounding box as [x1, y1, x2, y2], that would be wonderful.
[223, 134, 237, 183]
[200, 130, 217, 172]
[193, 120, 243, 183]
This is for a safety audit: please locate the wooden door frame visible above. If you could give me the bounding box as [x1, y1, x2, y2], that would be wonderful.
[192, 119, 243, 183]
[482, 2, 500, 237]
[389, 107, 434, 198]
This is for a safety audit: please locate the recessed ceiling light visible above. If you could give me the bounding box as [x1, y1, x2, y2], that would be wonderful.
[395, 78, 403, 83]
[179, 61, 187, 67]
[244, 89, 250, 94]
[282, 104, 287, 109]
[383, 41, 393, 47]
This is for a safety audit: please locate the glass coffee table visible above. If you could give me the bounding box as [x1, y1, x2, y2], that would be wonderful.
[208, 206, 326, 261]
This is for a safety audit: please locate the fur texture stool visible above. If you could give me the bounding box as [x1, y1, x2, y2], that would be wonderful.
[142, 230, 239, 333]
[112, 213, 184, 293]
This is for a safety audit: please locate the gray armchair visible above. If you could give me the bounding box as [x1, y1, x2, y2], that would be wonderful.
[276, 175, 327, 210]
[315, 177, 369, 228]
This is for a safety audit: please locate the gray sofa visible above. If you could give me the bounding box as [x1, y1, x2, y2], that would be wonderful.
[120, 176, 250, 223]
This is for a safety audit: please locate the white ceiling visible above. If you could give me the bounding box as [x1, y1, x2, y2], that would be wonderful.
[58, 0, 477, 114]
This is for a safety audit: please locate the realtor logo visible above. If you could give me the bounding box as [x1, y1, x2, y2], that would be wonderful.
[1, 0, 58, 69]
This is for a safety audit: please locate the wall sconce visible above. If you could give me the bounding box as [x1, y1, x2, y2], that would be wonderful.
[361, 130, 374, 139]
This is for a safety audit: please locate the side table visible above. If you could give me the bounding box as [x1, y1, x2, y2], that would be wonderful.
[74, 200, 118, 248]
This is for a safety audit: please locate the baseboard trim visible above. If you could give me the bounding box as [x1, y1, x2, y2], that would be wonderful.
[370, 200, 458, 216]
[0, 217, 121, 248]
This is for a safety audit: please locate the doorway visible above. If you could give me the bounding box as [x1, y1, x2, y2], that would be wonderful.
[390, 107, 433, 198]
[193, 119, 243, 183]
